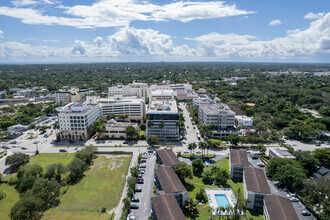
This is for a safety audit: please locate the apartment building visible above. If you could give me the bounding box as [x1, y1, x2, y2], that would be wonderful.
[235, 115, 253, 127]
[199, 103, 236, 138]
[86, 95, 145, 122]
[264, 195, 299, 220]
[146, 99, 180, 141]
[229, 149, 249, 180]
[243, 167, 271, 209]
[193, 96, 215, 107]
[98, 119, 139, 139]
[16, 89, 36, 98]
[55, 88, 89, 104]
[151, 195, 186, 220]
[57, 102, 101, 140]
[108, 83, 149, 98]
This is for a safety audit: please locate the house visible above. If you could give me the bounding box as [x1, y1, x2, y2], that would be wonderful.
[264, 195, 299, 220]
[151, 195, 186, 220]
[243, 167, 271, 209]
[156, 149, 180, 167]
[229, 149, 249, 180]
[154, 167, 189, 208]
[269, 147, 295, 159]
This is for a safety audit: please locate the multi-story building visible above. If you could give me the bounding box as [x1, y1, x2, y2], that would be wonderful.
[229, 149, 249, 180]
[269, 147, 296, 159]
[150, 89, 175, 100]
[264, 195, 299, 220]
[154, 167, 189, 208]
[98, 119, 139, 139]
[0, 91, 7, 99]
[57, 102, 101, 140]
[146, 99, 180, 141]
[17, 89, 36, 98]
[193, 97, 215, 107]
[86, 95, 145, 122]
[156, 149, 180, 167]
[108, 83, 149, 98]
[243, 167, 271, 209]
[151, 195, 186, 220]
[55, 88, 89, 104]
[235, 115, 253, 127]
[199, 103, 236, 138]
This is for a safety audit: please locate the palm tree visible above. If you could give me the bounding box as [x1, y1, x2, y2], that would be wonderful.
[199, 141, 207, 156]
[224, 204, 232, 220]
[188, 142, 197, 155]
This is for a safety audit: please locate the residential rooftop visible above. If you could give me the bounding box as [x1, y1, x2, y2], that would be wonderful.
[230, 149, 249, 167]
[156, 149, 180, 166]
[270, 147, 296, 159]
[151, 195, 186, 220]
[56, 102, 97, 114]
[264, 195, 299, 220]
[244, 167, 271, 194]
[155, 167, 186, 194]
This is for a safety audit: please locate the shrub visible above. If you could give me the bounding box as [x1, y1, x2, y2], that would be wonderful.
[8, 176, 19, 185]
[0, 189, 6, 200]
[100, 207, 106, 213]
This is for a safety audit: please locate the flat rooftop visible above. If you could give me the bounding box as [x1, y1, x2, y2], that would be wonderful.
[56, 102, 97, 114]
[156, 149, 180, 166]
[148, 100, 178, 114]
[97, 96, 144, 104]
[155, 167, 186, 194]
[244, 167, 271, 194]
[271, 147, 296, 159]
[199, 103, 234, 115]
[264, 195, 299, 220]
[151, 195, 186, 220]
[230, 149, 249, 167]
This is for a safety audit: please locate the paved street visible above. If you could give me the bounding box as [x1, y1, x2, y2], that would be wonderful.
[127, 153, 155, 220]
[180, 102, 199, 144]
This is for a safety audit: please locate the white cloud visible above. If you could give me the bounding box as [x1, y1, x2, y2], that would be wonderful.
[0, 0, 254, 28]
[0, 13, 330, 62]
[0, 30, 3, 38]
[11, 0, 37, 7]
[304, 12, 324, 20]
[269, 19, 282, 26]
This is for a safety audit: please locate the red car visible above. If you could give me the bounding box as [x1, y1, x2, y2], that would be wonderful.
[258, 163, 265, 167]
[140, 159, 147, 163]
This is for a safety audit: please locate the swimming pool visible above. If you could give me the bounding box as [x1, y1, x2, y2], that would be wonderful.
[215, 194, 230, 207]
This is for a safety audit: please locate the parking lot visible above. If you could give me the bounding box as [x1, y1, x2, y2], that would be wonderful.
[127, 152, 156, 220]
[247, 153, 316, 220]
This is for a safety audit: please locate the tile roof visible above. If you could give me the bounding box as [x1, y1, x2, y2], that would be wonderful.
[264, 195, 299, 220]
[156, 149, 180, 166]
[155, 167, 186, 194]
[244, 167, 271, 194]
[151, 195, 186, 220]
[230, 149, 249, 167]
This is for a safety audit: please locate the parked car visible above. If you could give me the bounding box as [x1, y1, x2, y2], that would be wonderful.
[196, 151, 202, 154]
[258, 163, 265, 167]
[21, 147, 27, 150]
[59, 149, 67, 152]
[10, 140, 17, 144]
[136, 179, 144, 184]
[68, 140, 74, 144]
[130, 204, 139, 209]
[140, 159, 147, 163]
[134, 187, 142, 192]
[289, 197, 299, 202]
[139, 164, 146, 168]
[251, 154, 258, 159]
[131, 197, 139, 202]
[184, 151, 189, 154]
[301, 210, 311, 216]
[33, 141, 39, 144]
[127, 216, 136, 220]
[138, 174, 143, 178]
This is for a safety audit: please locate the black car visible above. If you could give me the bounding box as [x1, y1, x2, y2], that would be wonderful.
[251, 154, 258, 159]
[21, 147, 28, 150]
[301, 211, 311, 216]
[136, 180, 144, 184]
[59, 149, 67, 152]
[131, 197, 139, 202]
[138, 174, 143, 178]
[68, 140, 74, 144]
[135, 187, 142, 192]
[130, 204, 139, 209]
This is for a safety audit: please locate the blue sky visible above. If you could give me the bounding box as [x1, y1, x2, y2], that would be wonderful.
[0, 0, 329, 63]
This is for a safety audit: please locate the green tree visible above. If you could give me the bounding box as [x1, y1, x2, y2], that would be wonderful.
[31, 178, 61, 208]
[184, 198, 199, 217]
[130, 166, 139, 178]
[192, 159, 205, 175]
[174, 161, 192, 183]
[125, 126, 138, 140]
[293, 150, 320, 175]
[188, 142, 197, 155]
[123, 197, 131, 209]
[75, 145, 95, 166]
[107, 114, 116, 120]
[146, 135, 159, 146]
[5, 153, 29, 170]
[211, 167, 229, 187]
[45, 163, 68, 182]
[67, 158, 86, 184]
[202, 170, 213, 185]
[139, 123, 146, 131]
[256, 144, 266, 155]
[227, 134, 240, 146]
[313, 148, 330, 168]
[118, 114, 128, 120]
[199, 141, 207, 156]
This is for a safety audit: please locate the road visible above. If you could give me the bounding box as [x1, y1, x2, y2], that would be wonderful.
[127, 153, 155, 220]
[180, 102, 199, 144]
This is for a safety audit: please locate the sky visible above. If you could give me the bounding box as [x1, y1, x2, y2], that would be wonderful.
[0, 0, 329, 63]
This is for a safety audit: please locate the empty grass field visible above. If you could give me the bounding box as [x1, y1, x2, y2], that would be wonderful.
[0, 184, 19, 220]
[43, 154, 131, 219]
[29, 153, 75, 169]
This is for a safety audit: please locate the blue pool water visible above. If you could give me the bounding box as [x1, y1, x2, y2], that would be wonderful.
[215, 194, 229, 207]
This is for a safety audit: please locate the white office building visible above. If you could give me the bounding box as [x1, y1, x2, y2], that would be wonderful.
[86, 95, 145, 122]
[57, 102, 101, 140]
[150, 89, 175, 100]
[55, 88, 89, 104]
[235, 115, 253, 127]
[193, 97, 215, 107]
[108, 83, 149, 98]
[146, 100, 180, 141]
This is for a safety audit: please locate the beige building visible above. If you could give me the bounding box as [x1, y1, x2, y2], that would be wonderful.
[99, 119, 139, 139]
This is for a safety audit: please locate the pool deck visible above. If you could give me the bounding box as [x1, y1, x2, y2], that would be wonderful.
[205, 188, 237, 215]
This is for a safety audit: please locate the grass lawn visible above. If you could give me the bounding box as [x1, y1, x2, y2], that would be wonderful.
[30, 153, 75, 169]
[41, 210, 110, 220]
[43, 154, 131, 219]
[0, 184, 19, 220]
